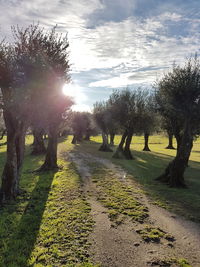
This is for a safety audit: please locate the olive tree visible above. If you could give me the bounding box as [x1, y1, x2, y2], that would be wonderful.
[93, 101, 113, 152]
[0, 24, 72, 200]
[156, 57, 200, 187]
[109, 89, 146, 159]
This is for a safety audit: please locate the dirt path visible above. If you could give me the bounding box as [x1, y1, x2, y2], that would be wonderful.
[69, 151, 200, 267]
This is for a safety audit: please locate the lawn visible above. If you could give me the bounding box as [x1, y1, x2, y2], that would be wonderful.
[0, 136, 97, 267]
[71, 134, 200, 222]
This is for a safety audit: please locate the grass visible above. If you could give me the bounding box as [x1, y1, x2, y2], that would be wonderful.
[136, 225, 175, 243]
[89, 162, 148, 224]
[0, 137, 98, 267]
[70, 134, 200, 222]
[0, 134, 199, 266]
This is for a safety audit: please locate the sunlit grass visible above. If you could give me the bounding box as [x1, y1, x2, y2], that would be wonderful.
[70, 134, 200, 222]
[0, 137, 97, 267]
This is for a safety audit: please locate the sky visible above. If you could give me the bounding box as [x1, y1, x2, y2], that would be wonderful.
[0, 0, 200, 111]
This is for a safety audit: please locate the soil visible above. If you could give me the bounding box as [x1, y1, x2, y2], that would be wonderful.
[68, 151, 200, 267]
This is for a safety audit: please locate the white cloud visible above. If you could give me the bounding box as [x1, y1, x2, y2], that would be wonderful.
[0, 1, 200, 106]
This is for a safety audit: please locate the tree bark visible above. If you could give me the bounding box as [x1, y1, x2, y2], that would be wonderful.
[166, 131, 175, 149]
[0, 111, 26, 201]
[109, 133, 115, 146]
[143, 132, 151, 151]
[84, 131, 90, 141]
[40, 125, 58, 171]
[71, 135, 77, 144]
[156, 121, 193, 187]
[31, 128, 46, 155]
[123, 130, 134, 159]
[99, 132, 112, 152]
[112, 130, 127, 158]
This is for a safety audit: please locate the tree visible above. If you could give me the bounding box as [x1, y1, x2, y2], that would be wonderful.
[141, 92, 158, 152]
[109, 89, 146, 159]
[31, 126, 46, 155]
[93, 102, 113, 152]
[161, 118, 176, 149]
[156, 57, 200, 187]
[70, 112, 88, 144]
[0, 36, 31, 201]
[0, 24, 72, 201]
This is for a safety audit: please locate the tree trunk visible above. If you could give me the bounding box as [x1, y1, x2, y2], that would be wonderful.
[109, 133, 115, 146]
[143, 132, 151, 151]
[84, 131, 90, 141]
[156, 122, 193, 187]
[166, 131, 175, 149]
[40, 125, 58, 171]
[113, 130, 127, 158]
[123, 130, 134, 159]
[99, 132, 112, 152]
[0, 131, 18, 201]
[71, 135, 77, 144]
[0, 111, 26, 201]
[31, 128, 46, 155]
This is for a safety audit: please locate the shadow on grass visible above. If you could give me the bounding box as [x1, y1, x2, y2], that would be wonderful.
[71, 140, 200, 222]
[0, 169, 56, 267]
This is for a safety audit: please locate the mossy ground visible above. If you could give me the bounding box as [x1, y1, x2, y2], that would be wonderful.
[136, 225, 175, 243]
[89, 163, 148, 224]
[148, 258, 192, 267]
[0, 137, 97, 267]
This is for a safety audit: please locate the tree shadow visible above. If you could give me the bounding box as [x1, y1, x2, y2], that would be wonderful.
[0, 168, 56, 266]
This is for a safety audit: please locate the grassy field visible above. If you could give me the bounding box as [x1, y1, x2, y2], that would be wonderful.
[0, 137, 97, 267]
[0, 134, 199, 266]
[73, 134, 200, 222]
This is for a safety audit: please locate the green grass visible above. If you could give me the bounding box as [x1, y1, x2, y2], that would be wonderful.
[136, 225, 174, 243]
[69, 134, 200, 222]
[0, 137, 97, 267]
[89, 163, 148, 224]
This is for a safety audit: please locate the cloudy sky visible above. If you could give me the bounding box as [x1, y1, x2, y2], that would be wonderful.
[0, 0, 200, 111]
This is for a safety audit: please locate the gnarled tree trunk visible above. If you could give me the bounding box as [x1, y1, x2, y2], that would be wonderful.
[0, 110, 26, 202]
[143, 132, 151, 151]
[40, 125, 58, 171]
[99, 132, 112, 152]
[109, 132, 115, 146]
[123, 130, 134, 159]
[31, 128, 46, 155]
[113, 130, 127, 158]
[156, 122, 193, 187]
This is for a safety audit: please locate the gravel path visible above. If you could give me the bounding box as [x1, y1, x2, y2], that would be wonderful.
[68, 151, 200, 267]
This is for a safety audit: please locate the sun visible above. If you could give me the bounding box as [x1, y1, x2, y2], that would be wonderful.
[62, 83, 77, 98]
[62, 83, 90, 112]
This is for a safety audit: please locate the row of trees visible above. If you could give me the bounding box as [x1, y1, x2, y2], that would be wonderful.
[0, 25, 72, 201]
[71, 57, 200, 188]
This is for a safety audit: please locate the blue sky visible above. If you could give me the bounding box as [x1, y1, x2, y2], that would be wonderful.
[0, 0, 200, 111]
